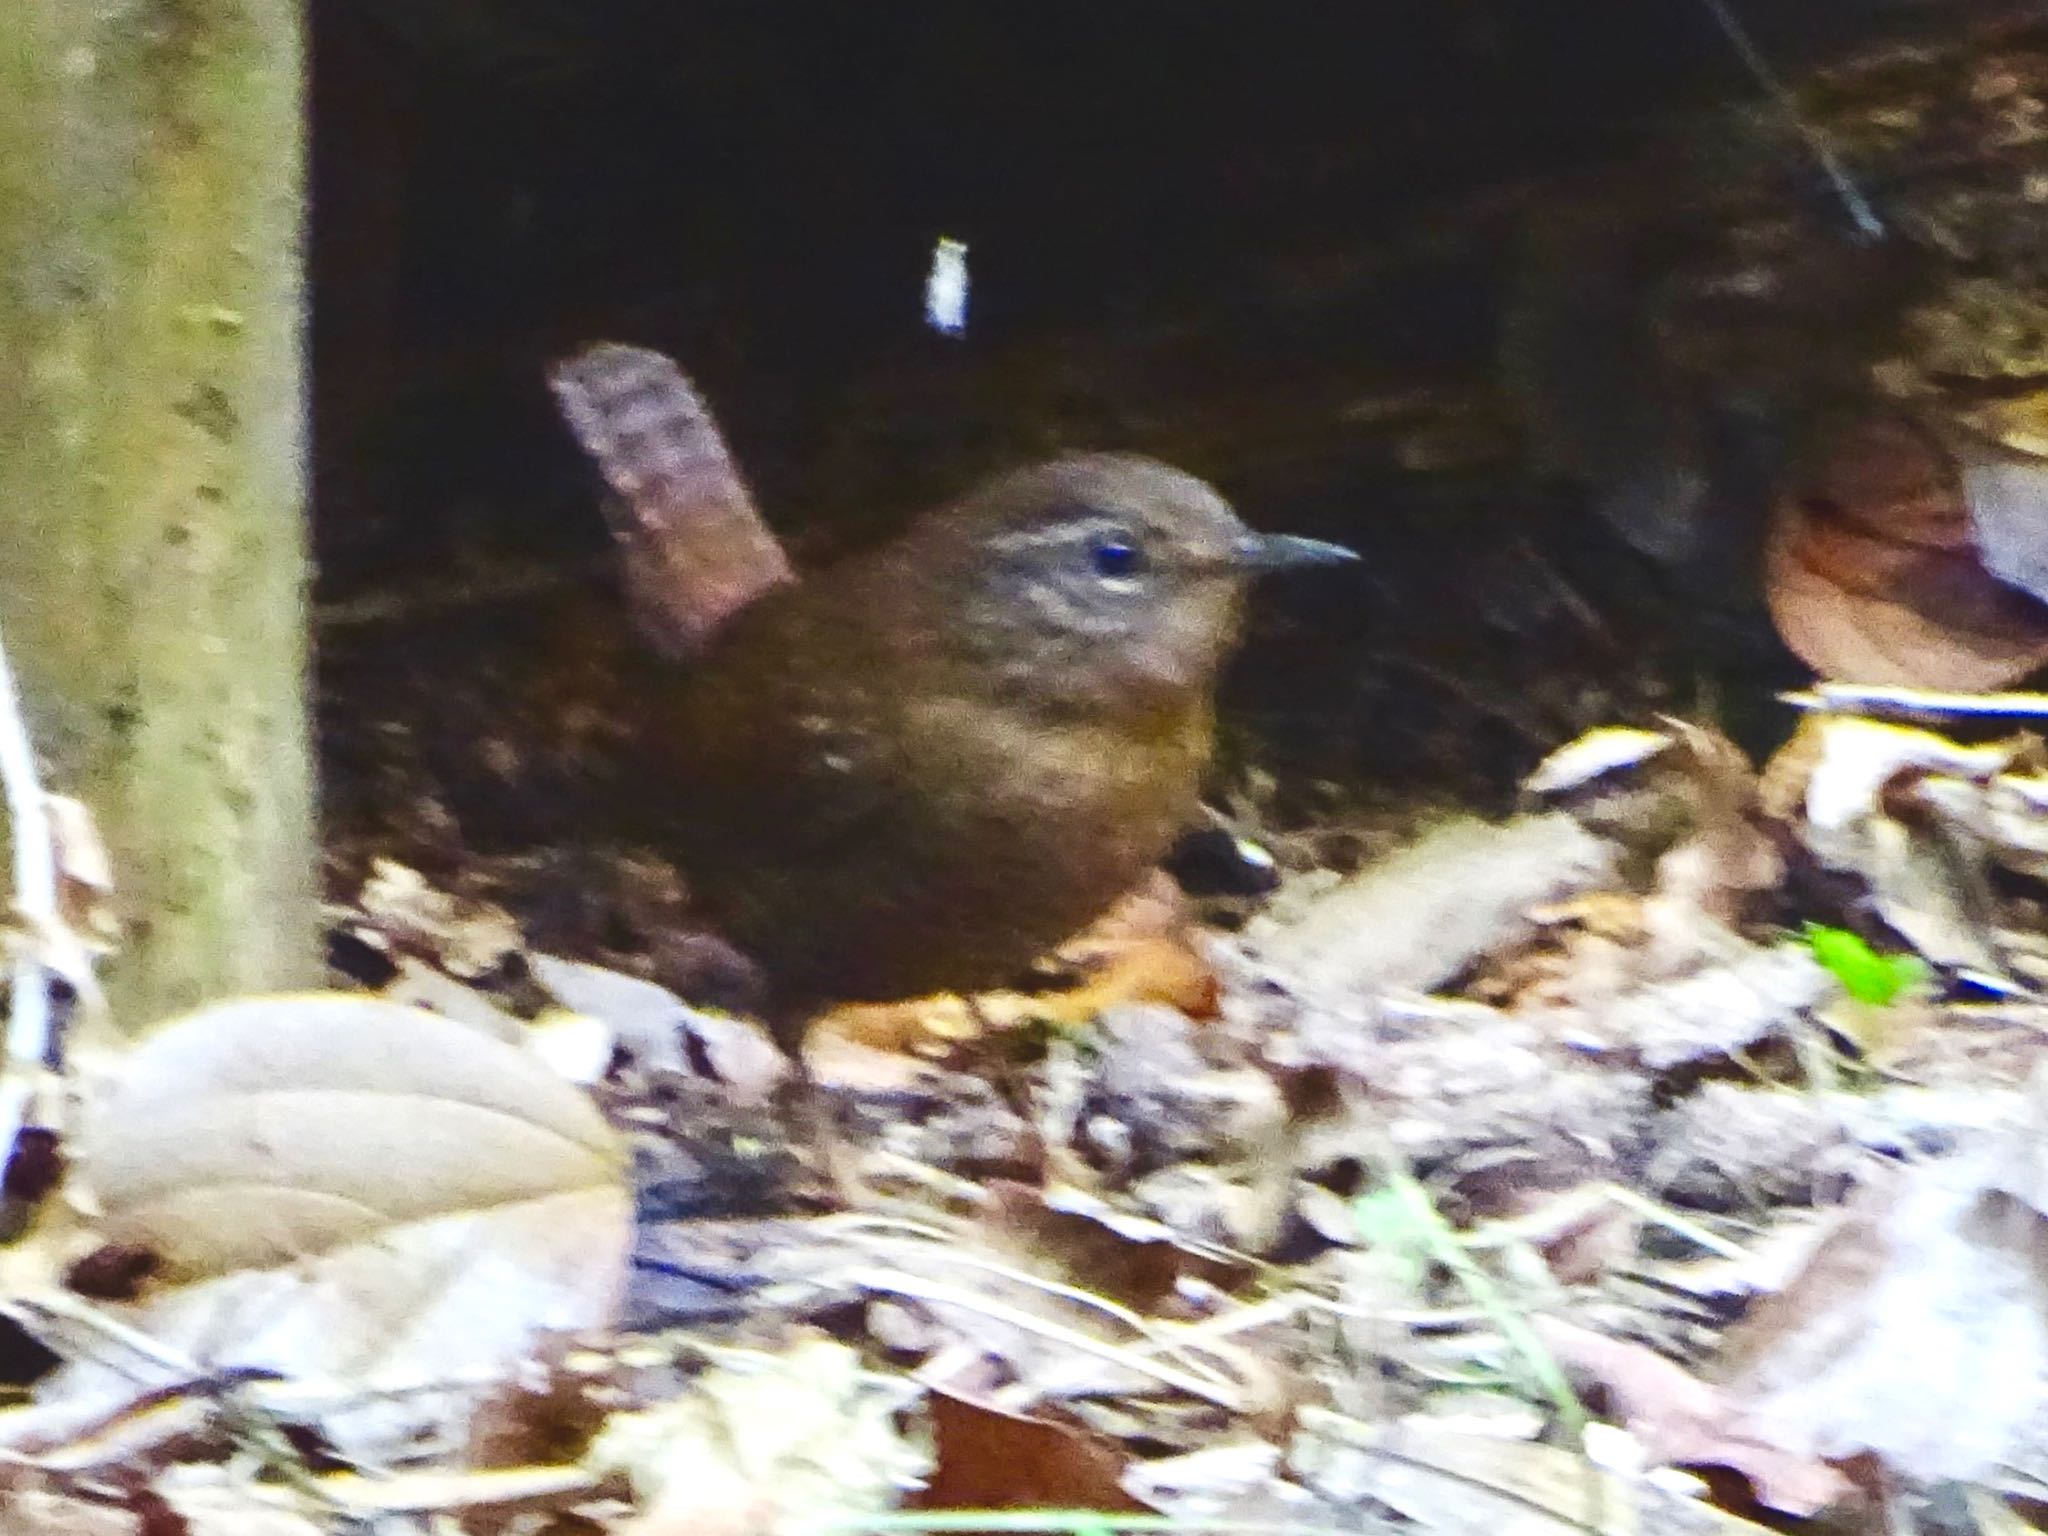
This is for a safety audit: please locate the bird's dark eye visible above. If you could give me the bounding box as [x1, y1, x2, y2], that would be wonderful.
[1090, 533, 1145, 579]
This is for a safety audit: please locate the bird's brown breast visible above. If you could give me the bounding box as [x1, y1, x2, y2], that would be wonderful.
[644, 576, 1214, 1023]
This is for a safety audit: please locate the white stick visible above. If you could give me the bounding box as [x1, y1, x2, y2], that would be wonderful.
[0, 621, 54, 1148]
[1782, 684, 2048, 721]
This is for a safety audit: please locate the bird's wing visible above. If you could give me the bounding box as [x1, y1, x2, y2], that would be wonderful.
[642, 597, 916, 868]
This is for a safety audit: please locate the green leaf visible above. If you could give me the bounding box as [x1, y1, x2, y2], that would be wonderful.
[1350, 1185, 1434, 1292]
[1803, 924, 1926, 1005]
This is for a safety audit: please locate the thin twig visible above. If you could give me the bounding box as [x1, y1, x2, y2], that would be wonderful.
[831, 1215, 1248, 1397]
[841, 1268, 1247, 1410]
[1693, 0, 1886, 242]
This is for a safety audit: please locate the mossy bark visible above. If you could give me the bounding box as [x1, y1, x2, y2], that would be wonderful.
[0, 0, 317, 1024]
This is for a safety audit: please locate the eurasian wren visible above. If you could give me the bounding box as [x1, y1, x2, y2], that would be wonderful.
[553, 347, 1353, 1052]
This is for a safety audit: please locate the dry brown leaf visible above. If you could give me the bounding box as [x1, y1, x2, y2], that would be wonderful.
[1469, 890, 1646, 1010]
[982, 1183, 1253, 1315]
[1765, 415, 2048, 688]
[914, 1390, 1149, 1514]
[23, 995, 629, 1453]
[1491, 732, 1800, 1037]
[354, 860, 524, 980]
[1975, 772, 2048, 879]
[819, 875, 1218, 1055]
[1528, 721, 1781, 937]
[1653, 722, 1784, 921]
[1505, 1185, 1642, 1287]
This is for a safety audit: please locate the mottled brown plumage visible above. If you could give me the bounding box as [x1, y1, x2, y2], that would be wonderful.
[648, 454, 1350, 1046]
[553, 348, 1352, 1053]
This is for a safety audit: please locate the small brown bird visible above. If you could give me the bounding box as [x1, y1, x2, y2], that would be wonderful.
[551, 346, 1354, 1052]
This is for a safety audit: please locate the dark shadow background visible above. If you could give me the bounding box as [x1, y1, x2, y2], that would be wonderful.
[308, 0, 1967, 834]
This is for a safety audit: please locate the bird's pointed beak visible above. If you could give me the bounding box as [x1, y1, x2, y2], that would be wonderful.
[1230, 532, 1359, 572]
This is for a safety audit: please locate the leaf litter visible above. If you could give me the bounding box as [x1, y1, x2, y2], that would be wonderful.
[26, 699, 2048, 1528]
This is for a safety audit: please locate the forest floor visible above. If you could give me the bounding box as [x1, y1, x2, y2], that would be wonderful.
[6, 684, 2040, 1533]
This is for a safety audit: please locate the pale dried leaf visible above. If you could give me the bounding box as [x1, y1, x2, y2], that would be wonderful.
[534, 952, 785, 1090]
[1530, 1317, 1849, 1515]
[533, 952, 692, 1071]
[156, 1469, 327, 1535]
[593, 1337, 924, 1536]
[1964, 1485, 2040, 1536]
[1775, 717, 2017, 973]
[29, 995, 629, 1450]
[1295, 1410, 1770, 1536]
[0, 1489, 139, 1534]
[43, 794, 117, 952]
[85, 994, 620, 1277]
[1986, 1064, 2048, 1214]
[527, 1009, 616, 1085]
[1959, 437, 2048, 606]
[356, 860, 523, 979]
[1123, 1439, 1285, 1519]
[1943, 771, 2048, 880]
[1523, 728, 1674, 798]
[1251, 814, 1619, 1005]
[1717, 1096, 2048, 1483]
[379, 955, 525, 1043]
[1793, 718, 2017, 848]
[1593, 943, 1835, 1069]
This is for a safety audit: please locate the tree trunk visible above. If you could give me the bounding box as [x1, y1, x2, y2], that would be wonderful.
[0, 0, 317, 1024]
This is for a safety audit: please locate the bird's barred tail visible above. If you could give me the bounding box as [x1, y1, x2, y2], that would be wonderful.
[548, 342, 794, 657]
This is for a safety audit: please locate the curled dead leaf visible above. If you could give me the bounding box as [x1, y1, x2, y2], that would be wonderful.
[1763, 715, 2028, 974]
[1765, 415, 2048, 687]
